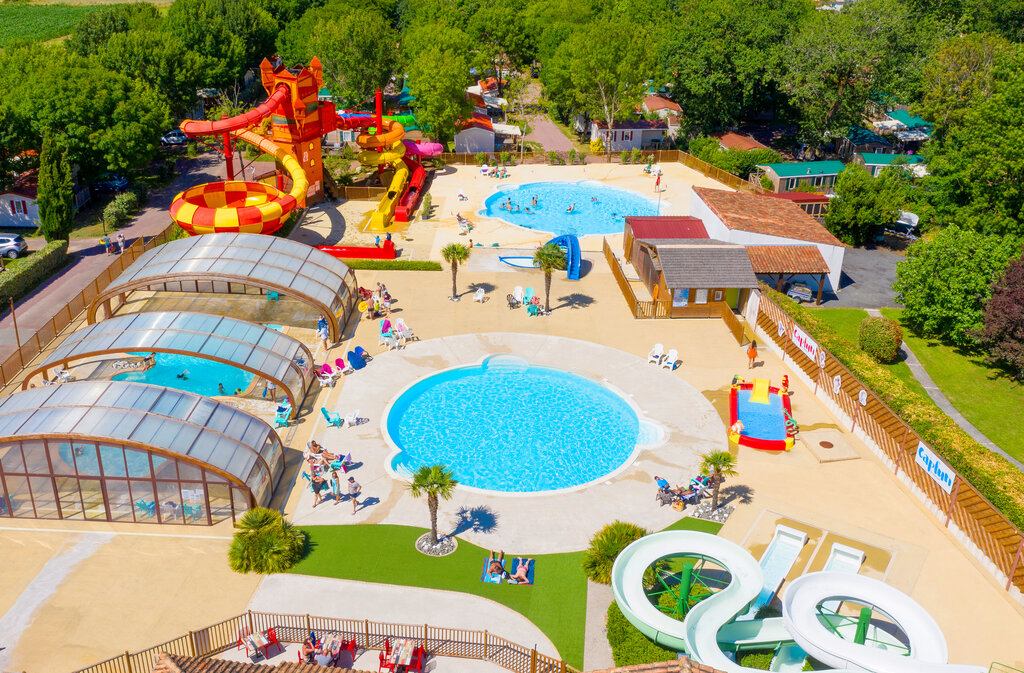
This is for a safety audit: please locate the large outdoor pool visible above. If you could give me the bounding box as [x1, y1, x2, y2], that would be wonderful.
[480, 181, 660, 236]
[113, 352, 254, 397]
[386, 355, 642, 492]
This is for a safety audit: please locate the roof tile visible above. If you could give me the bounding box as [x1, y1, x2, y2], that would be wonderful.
[745, 245, 830, 274]
[694, 187, 846, 247]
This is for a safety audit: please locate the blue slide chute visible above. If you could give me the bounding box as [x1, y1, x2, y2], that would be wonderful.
[546, 234, 581, 280]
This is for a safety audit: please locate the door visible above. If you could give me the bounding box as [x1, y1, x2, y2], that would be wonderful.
[725, 288, 739, 310]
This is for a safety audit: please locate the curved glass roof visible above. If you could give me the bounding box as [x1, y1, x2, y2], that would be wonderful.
[100, 233, 354, 316]
[33, 311, 313, 408]
[0, 381, 284, 504]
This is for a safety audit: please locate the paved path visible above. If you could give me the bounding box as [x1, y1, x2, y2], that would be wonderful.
[0, 154, 223, 364]
[866, 309, 1024, 471]
[583, 581, 615, 671]
[523, 114, 575, 152]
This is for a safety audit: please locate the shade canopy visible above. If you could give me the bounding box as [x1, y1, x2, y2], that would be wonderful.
[26, 311, 313, 416]
[0, 380, 285, 506]
[86, 233, 358, 340]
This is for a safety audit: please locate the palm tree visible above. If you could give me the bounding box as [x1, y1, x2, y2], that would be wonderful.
[533, 243, 567, 313]
[582, 520, 648, 584]
[228, 507, 307, 574]
[441, 243, 471, 301]
[408, 464, 459, 544]
[699, 450, 738, 510]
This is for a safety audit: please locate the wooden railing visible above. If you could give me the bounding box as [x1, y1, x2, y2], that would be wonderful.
[677, 152, 768, 195]
[338, 185, 388, 199]
[72, 611, 578, 673]
[755, 293, 1024, 595]
[0, 223, 178, 390]
[719, 302, 747, 345]
[440, 149, 682, 166]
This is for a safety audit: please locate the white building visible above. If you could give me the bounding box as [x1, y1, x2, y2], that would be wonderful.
[455, 114, 495, 154]
[690, 186, 846, 293]
[0, 171, 40, 229]
[590, 119, 668, 152]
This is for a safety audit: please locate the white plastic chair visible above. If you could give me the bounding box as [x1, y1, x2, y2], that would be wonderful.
[648, 344, 665, 365]
[661, 349, 678, 370]
[396, 319, 415, 341]
[314, 369, 334, 388]
[473, 288, 485, 302]
[513, 286, 524, 304]
[345, 409, 360, 428]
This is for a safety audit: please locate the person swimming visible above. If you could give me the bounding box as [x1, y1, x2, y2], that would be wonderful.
[531, 196, 538, 206]
[218, 383, 226, 394]
[176, 370, 189, 379]
[591, 197, 598, 203]
[566, 203, 575, 213]
[525, 207, 531, 213]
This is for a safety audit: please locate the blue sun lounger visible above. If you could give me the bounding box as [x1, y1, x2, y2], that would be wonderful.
[481, 557, 506, 584]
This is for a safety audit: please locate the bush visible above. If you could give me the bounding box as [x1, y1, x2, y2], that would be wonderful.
[343, 260, 442, 270]
[605, 602, 676, 667]
[630, 148, 643, 164]
[342, 143, 357, 161]
[186, 142, 198, 158]
[590, 137, 605, 154]
[273, 208, 303, 238]
[421, 192, 432, 219]
[131, 183, 148, 207]
[103, 191, 140, 229]
[547, 150, 559, 164]
[760, 175, 774, 191]
[859, 316, 903, 364]
[0, 240, 69, 305]
[620, 150, 630, 164]
[738, 651, 774, 670]
[582, 520, 648, 584]
[762, 286, 1024, 530]
[228, 507, 307, 574]
[500, 151, 512, 166]
[165, 223, 189, 243]
[475, 152, 487, 166]
[567, 148, 577, 165]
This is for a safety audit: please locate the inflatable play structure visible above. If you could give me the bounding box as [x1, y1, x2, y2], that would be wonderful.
[729, 377, 796, 451]
[171, 58, 337, 235]
[335, 91, 443, 229]
[611, 530, 984, 673]
[498, 234, 582, 280]
[317, 239, 396, 260]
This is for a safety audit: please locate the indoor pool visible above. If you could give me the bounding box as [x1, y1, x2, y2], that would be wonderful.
[481, 181, 660, 236]
[113, 352, 254, 397]
[386, 355, 641, 492]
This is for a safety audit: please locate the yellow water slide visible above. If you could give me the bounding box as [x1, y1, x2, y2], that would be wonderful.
[356, 119, 409, 230]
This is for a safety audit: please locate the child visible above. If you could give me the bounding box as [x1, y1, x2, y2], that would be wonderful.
[746, 341, 758, 369]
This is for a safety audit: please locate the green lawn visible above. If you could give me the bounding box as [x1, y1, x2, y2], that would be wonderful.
[806, 307, 931, 400]
[289, 518, 722, 668]
[882, 308, 1024, 463]
[0, 3, 116, 46]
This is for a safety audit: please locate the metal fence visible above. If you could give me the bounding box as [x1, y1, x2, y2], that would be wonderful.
[72, 611, 578, 673]
[755, 293, 1024, 595]
[0, 223, 178, 391]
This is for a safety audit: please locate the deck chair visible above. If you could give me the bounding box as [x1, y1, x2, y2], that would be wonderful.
[507, 293, 520, 309]
[648, 344, 665, 364]
[274, 410, 289, 428]
[344, 409, 360, 428]
[513, 286, 524, 304]
[347, 350, 367, 371]
[334, 358, 351, 375]
[473, 288, 485, 302]
[266, 291, 279, 302]
[523, 287, 535, 304]
[313, 369, 333, 387]
[354, 346, 372, 362]
[321, 407, 342, 427]
[395, 320, 415, 341]
[527, 304, 539, 317]
[661, 349, 678, 370]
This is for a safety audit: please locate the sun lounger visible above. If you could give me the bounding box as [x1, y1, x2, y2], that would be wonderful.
[395, 319, 415, 341]
[661, 349, 678, 370]
[648, 344, 665, 365]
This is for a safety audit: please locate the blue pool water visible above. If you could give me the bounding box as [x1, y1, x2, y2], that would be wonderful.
[481, 181, 660, 236]
[113, 352, 254, 397]
[387, 356, 640, 492]
[736, 389, 786, 440]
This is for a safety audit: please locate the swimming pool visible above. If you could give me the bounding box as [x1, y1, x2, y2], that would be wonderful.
[480, 181, 661, 236]
[386, 355, 645, 493]
[113, 352, 254, 398]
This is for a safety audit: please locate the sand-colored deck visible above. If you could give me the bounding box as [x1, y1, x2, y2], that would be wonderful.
[1, 164, 1022, 671]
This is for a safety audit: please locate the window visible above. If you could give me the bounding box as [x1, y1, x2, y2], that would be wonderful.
[695, 289, 709, 304]
[812, 176, 824, 186]
[8, 200, 27, 215]
[786, 178, 797, 190]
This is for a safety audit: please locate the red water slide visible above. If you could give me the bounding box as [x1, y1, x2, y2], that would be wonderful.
[179, 85, 291, 136]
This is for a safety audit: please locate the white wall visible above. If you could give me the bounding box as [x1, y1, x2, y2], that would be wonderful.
[0, 195, 38, 228]
[590, 125, 642, 152]
[690, 189, 846, 292]
[455, 127, 495, 154]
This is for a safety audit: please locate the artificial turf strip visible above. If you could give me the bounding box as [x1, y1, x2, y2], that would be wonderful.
[289, 518, 723, 668]
[290, 524, 588, 668]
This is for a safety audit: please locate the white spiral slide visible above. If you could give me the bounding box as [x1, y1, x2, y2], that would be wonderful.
[611, 531, 985, 673]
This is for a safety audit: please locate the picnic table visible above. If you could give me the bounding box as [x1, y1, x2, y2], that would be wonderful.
[245, 631, 271, 660]
[390, 638, 416, 668]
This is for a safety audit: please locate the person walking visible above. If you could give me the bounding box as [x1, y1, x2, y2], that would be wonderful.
[100, 236, 112, 255]
[346, 476, 361, 514]
[654, 173, 661, 192]
[265, 379, 277, 402]
[318, 323, 330, 354]
[746, 340, 758, 369]
[116, 232, 126, 253]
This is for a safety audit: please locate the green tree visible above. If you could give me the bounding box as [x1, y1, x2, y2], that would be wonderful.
[533, 243, 566, 313]
[407, 464, 458, 545]
[407, 46, 472, 146]
[36, 135, 75, 242]
[97, 30, 207, 117]
[66, 2, 161, 57]
[0, 104, 29, 193]
[310, 12, 398, 108]
[921, 53, 1024, 235]
[699, 449, 737, 510]
[468, 0, 535, 96]
[228, 507, 307, 574]
[441, 242, 471, 300]
[165, 0, 278, 90]
[582, 521, 648, 585]
[824, 164, 906, 246]
[893, 227, 1023, 346]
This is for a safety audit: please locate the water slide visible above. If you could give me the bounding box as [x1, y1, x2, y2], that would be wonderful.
[497, 234, 582, 279]
[750, 378, 771, 404]
[820, 543, 865, 614]
[611, 531, 985, 673]
[737, 525, 808, 620]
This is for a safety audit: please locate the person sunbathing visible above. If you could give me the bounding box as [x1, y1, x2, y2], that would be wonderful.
[510, 558, 533, 583]
[487, 550, 508, 579]
[302, 636, 317, 663]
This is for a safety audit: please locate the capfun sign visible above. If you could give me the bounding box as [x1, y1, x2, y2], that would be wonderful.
[790, 324, 820, 362]
[915, 442, 955, 494]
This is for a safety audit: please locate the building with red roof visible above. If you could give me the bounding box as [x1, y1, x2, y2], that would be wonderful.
[0, 170, 40, 229]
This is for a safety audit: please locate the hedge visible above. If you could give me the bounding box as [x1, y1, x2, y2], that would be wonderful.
[0, 240, 69, 305]
[344, 260, 442, 271]
[858, 316, 903, 364]
[762, 286, 1024, 530]
[605, 602, 676, 667]
[738, 651, 774, 670]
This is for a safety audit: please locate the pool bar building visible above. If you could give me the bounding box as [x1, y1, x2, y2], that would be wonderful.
[0, 381, 286, 525]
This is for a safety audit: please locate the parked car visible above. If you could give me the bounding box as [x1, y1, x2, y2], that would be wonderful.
[785, 282, 815, 304]
[160, 130, 188, 147]
[0, 233, 28, 259]
[884, 211, 920, 242]
[93, 173, 128, 192]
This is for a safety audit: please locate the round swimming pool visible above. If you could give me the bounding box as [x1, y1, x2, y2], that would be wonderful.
[480, 181, 660, 236]
[113, 352, 254, 398]
[386, 355, 645, 493]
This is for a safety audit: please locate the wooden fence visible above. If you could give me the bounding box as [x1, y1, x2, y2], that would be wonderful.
[72, 611, 577, 673]
[677, 152, 768, 195]
[440, 149, 682, 166]
[603, 238, 671, 319]
[338, 185, 388, 199]
[755, 293, 1024, 595]
[0, 223, 178, 391]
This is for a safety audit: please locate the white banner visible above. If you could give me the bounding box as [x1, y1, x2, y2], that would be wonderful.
[915, 442, 955, 494]
[790, 324, 820, 362]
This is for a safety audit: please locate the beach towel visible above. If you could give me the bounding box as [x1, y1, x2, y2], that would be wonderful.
[480, 557, 506, 584]
[508, 558, 535, 585]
